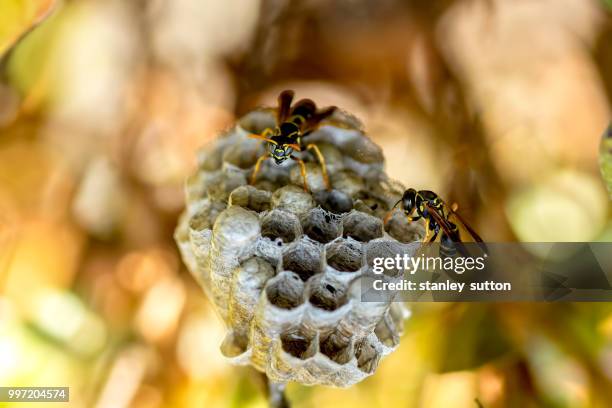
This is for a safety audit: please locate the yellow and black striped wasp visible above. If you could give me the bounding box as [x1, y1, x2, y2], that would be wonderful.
[384, 188, 487, 257]
[249, 90, 336, 191]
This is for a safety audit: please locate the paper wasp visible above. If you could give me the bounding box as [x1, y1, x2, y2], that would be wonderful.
[249, 90, 336, 191]
[384, 189, 487, 257]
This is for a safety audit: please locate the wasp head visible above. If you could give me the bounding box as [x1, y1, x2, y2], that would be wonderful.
[269, 142, 293, 164]
[267, 123, 300, 164]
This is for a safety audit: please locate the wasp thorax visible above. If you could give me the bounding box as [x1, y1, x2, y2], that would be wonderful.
[175, 106, 422, 388]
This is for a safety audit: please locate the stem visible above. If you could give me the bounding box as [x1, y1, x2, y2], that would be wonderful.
[263, 374, 290, 408]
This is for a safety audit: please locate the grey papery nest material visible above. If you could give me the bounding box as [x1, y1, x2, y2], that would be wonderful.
[175, 106, 424, 387]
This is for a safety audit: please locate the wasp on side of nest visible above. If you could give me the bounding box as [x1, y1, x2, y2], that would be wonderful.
[384, 188, 488, 257]
[249, 90, 337, 191]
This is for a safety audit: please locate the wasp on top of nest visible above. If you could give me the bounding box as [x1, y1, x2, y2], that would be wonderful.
[248, 90, 337, 191]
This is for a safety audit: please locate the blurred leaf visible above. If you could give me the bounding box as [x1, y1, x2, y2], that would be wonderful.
[231, 369, 266, 408]
[0, 0, 56, 56]
[438, 306, 512, 373]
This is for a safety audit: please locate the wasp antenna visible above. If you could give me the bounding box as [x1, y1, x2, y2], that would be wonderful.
[248, 133, 277, 145]
[287, 143, 301, 151]
[383, 209, 397, 226]
[383, 198, 401, 226]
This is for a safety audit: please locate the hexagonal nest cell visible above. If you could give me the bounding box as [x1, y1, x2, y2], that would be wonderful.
[175, 105, 423, 388]
[281, 329, 317, 360]
[266, 272, 305, 310]
[261, 209, 301, 243]
[343, 210, 383, 242]
[301, 207, 342, 243]
[307, 275, 348, 312]
[320, 335, 353, 365]
[282, 238, 322, 281]
[326, 238, 363, 272]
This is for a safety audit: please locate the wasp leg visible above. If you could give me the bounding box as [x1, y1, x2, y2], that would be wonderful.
[424, 220, 439, 242]
[427, 226, 440, 243]
[249, 129, 274, 162]
[250, 154, 269, 185]
[305, 143, 330, 190]
[406, 215, 421, 223]
[290, 155, 308, 191]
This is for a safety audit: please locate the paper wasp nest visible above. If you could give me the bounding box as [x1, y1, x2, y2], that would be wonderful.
[175, 107, 424, 387]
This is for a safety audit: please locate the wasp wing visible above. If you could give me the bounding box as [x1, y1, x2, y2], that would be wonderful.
[424, 203, 461, 243]
[290, 98, 316, 119]
[447, 208, 488, 254]
[277, 90, 295, 123]
[303, 105, 337, 135]
[427, 205, 488, 257]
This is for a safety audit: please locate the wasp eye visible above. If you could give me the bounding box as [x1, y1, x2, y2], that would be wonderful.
[403, 198, 414, 212]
